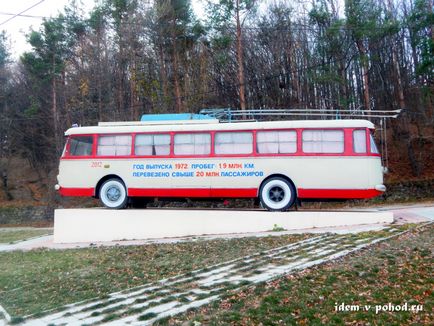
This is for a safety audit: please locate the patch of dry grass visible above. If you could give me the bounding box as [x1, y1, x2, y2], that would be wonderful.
[165, 224, 433, 325]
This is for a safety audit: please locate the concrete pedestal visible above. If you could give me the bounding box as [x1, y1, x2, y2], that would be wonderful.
[53, 208, 394, 244]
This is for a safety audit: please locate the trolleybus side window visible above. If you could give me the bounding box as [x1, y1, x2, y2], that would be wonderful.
[135, 134, 171, 156]
[215, 131, 253, 155]
[97, 135, 132, 156]
[302, 129, 344, 153]
[257, 130, 297, 154]
[174, 133, 211, 155]
[353, 129, 367, 153]
[69, 136, 93, 156]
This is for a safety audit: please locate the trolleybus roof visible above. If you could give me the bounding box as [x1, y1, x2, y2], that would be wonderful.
[65, 119, 375, 136]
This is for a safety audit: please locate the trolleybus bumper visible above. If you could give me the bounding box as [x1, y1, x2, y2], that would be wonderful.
[54, 185, 95, 197]
[375, 184, 386, 192]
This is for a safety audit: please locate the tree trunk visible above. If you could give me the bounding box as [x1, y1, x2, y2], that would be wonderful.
[129, 23, 140, 120]
[356, 40, 370, 111]
[130, 65, 138, 120]
[171, 20, 183, 113]
[62, 70, 71, 128]
[338, 60, 348, 110]
[158, 42, 169, 112]
[236, 0, 247, 117]
[288, 39, 300, 105]
[117, 28, 125, 120]
[199, 42, 208, 106]
[96, 27, 103, 121]
[51, 57, 60, 154]
[388, 0, 421, 176]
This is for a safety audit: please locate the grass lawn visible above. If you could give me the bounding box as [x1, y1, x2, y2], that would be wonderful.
[0, 233, 311, 318]
[163, 223, 433, 325]
[0, 228, 52, 244]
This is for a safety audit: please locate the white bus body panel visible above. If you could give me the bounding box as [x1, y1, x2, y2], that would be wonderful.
[58, 156, 383, 195]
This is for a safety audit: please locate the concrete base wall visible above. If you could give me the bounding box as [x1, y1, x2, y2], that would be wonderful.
[53, 208, 394, 244]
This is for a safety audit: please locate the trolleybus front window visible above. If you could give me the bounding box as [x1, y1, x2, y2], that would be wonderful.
[69, 136, 93, 156]
[370, 133, 380, 154]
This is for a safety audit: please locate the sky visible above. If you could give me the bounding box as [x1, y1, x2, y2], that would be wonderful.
[0, 0, 87, 59]
[0, 0, 323, 60]
[0, 0, 204, 60]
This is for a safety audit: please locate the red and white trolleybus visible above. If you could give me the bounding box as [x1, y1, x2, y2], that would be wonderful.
[55, 119, 386, 211]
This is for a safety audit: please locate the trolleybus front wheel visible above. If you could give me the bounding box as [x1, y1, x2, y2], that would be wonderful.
[99, 178, 128, 209]
[259, 177, 296, 211]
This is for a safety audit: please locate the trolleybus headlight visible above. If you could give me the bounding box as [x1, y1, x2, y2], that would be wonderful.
[54, 184, 60, 191]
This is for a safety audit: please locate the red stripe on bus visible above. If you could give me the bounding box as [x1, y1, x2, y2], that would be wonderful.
[129, 188, 210, 197]
[211, 188, 257, 197]
[297, 188, 382, 199]
[59, 187, 381, 200]
[59, 187, 95, 197]
[128, 188, 257, 198]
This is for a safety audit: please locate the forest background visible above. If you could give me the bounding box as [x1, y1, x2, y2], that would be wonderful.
[0, 0, 432, 207]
